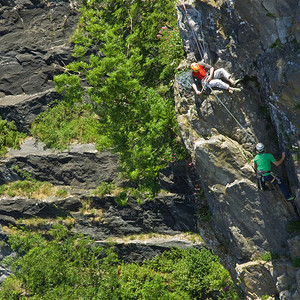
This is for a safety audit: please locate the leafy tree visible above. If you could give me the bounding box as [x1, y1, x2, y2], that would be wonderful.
[52, 0, 187, 187]
[0, 225, 239, 299]
[145, 247, 238, 299]
[3, 224, 120, 299]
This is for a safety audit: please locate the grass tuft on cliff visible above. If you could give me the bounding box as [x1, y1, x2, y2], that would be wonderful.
[31, 102, 110, 151]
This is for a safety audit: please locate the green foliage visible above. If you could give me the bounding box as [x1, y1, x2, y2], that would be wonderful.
[118, 263, 181, 299]
[157, 25, 184, 80]
[31, 101, 110, 151]
[55, 188, 68, 198]
[266, 12, 275, 18]
[114, 191, 129, 206]
[0, 225, 239, 299]
[2, 224, 120, 299]
[0, 276, 24, 300]
[271, 38, 282, 49]
[91, 181, 115, 198]
[260, 251, 280, 262]
[0, 117, 26, 156]
[261, 251, 272, 262]
[292, 39, 300, 50]
[144, 247, 238, 299]
[1, 179, 53, 199]
[192, 181, 211, 222]
[51, 0, 187, 186]
[291, 257, 300, 268]
[0, 184, 6, 195]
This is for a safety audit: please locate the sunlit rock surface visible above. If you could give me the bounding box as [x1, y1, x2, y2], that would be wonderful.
[175, 0, 299, 298]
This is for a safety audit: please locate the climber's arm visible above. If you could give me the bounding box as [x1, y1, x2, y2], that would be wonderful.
[272, 152, 286, 166]
[192, 83, 201, 95]
[190, 71, 202, 95]
[207, 66, 214, 82]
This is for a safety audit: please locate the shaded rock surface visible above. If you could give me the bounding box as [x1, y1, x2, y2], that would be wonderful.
[0, 144, 200, 261]
[0, 0, 79, 97]
[0, 139, 200, 280]
[0, 0, 79, 132]
[0, 89, 60, 132]
[0, 138, 120, 188]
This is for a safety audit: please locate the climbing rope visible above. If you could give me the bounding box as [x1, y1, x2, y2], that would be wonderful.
[179, 0, 208, 63]
[177, 71, 192, 91]
[178, 0, 255, 142]
[208, 86, 253, 140]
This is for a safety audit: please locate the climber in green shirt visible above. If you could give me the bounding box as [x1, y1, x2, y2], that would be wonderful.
[253, 143, 294, 201]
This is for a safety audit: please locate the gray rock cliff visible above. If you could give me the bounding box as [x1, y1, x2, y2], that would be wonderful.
[175, 0, 300, 298]
[0, 0, 300, 298]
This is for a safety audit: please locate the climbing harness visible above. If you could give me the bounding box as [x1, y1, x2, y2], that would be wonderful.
[256, 170, 266, 190]
[178, 0, 255, 142]
[255, 153, 266, 189]
[200, 77, 209, 93]
[257, 171, 281, 191]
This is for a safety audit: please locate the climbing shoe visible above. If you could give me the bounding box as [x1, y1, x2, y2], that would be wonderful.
[287, 196, 295, 201]
[233, 79, 242, 86]
[233, 87, 242, 93]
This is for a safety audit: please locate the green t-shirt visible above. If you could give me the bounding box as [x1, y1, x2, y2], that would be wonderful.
[254, 153, 276, 176]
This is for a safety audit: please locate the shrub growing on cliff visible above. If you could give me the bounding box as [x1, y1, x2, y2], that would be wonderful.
[0, 225, 238, 299]
[0, 166, 54, 200]
[0, 117, 26, 156]
[31, 102, 110, 151]
[49, 0, 187, 187]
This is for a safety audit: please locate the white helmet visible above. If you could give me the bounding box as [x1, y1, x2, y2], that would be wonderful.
[256, 143, 265, 152]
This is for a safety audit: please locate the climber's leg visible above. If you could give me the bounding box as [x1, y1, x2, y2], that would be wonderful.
[214, 68, 231, 81]
[214, 68, 242, 86]
[264, 174, 292, 200]
[207, 79, 229, 90]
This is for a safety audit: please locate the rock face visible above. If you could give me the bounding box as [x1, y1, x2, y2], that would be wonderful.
[175, 0, 300, 298]
[0, 0, 79, 97]
[0, 142, 200, 265]
[0, 0, 78, 128]
[0, 189, 199, 261]
[0, 138, 120, 188]
[0, 89, 60, 132]
[1, 0, 300, 298]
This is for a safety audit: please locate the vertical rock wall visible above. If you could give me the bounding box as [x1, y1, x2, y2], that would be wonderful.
[0, 0, 79, 126]
[175, 0, 300, 298]
[0, 0, 79, 96]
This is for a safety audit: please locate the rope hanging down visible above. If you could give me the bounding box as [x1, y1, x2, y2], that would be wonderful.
[180, 0, 208, 63]
[208, 86, 253, 140]
[178, 1, 255, 142]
